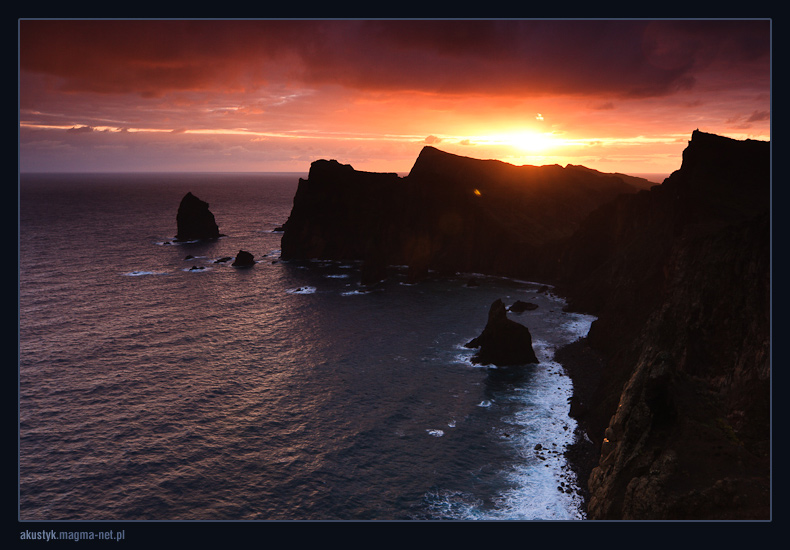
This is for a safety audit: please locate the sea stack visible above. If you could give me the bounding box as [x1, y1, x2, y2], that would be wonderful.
[175, 192, 221, 242]
[465, 299, 539, 366]
[231, 250, 255, 267]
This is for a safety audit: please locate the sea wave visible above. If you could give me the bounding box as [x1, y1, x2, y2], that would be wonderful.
[287, 286, 317, 294]
[123, 270, 169, 277]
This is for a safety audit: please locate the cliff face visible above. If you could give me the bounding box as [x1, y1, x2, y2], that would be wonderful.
[281, 146, 640, 282]
[280, 160, 401, 264]
[555, 131, 770, 519]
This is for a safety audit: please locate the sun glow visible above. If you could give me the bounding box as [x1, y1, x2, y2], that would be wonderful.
[504, 131, 558, 152]
[476, 131, 560, 154]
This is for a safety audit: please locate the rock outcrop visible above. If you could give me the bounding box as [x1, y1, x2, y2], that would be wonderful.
[464, 299, 539, 366]
[554, 130, 770, 519]
[175, 192, 221, 242]
[231, 250, 255, 267]
[509, 300, 538, 313]
[279, 160, 402, 277]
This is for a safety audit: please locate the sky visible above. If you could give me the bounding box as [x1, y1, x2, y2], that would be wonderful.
[18, 19, 771, 178]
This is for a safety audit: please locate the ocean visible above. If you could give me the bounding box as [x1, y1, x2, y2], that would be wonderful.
[18, 172, 595, 521]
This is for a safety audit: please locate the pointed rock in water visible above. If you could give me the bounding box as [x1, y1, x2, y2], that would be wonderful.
[175, 192, 221, 242]
[465, 299, 539, 366]
[231, 250, 255, 267]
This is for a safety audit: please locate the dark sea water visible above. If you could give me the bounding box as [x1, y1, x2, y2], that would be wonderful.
[18, 172, 595, 521]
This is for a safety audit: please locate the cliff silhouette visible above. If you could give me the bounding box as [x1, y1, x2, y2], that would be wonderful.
[281, 146, 641, 283]
[554, 130, 770, 519]
[279, 130, 771, 519]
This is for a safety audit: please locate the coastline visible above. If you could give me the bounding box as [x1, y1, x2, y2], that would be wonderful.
[555, 337, 606, 518]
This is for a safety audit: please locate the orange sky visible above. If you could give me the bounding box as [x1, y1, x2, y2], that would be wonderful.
[18, 19, 771, 178]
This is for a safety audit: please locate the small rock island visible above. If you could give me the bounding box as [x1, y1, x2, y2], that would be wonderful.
[465, 299, 539, 366]
[175, 192, 221, 242]
[231, 250, 256, 267]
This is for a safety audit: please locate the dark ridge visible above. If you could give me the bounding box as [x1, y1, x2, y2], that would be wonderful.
[281, 146, 638, 284]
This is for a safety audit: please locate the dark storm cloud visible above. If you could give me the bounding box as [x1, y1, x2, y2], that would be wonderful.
[20, 19, 769, 99]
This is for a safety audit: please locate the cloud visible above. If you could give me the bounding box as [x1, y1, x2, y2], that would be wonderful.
[726, 109, 771, 128]
[592, 102, 615, 111]
[20, 20, 770, 100]
[747, 110, 770, 122]
[18, 19, 770, 175]
[66, 125, 94, 133]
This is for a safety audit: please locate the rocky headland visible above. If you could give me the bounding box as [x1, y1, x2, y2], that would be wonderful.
[281, 146, 642, 283]
[279, 130, 771, 520]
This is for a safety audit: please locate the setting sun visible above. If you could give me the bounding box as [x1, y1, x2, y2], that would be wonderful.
[504, 131, 558, 153]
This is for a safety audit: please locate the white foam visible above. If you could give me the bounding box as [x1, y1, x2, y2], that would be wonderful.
[324, 274, 349, 279]
[286, 286, 316, 295]
[452, 352, 480, 368]
[560, 317, 594, 341]
[531, 339, 554, 362]
[489, 359, 584, 520]
[123, 270, 168, 277]
[477, 400, 492, 408]
[422, 489, 485, 520]
[341, 289, 369, 296]
[426, 429, 444, 437]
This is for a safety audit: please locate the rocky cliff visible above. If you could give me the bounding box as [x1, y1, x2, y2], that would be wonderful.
[280, 147, 641, 283]
[554, 130, 770, 519]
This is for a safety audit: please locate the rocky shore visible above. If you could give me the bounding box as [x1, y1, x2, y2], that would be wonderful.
[554, 337, 609, 515]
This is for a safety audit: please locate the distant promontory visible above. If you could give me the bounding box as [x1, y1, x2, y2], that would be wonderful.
[281, 146, 644, 283]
